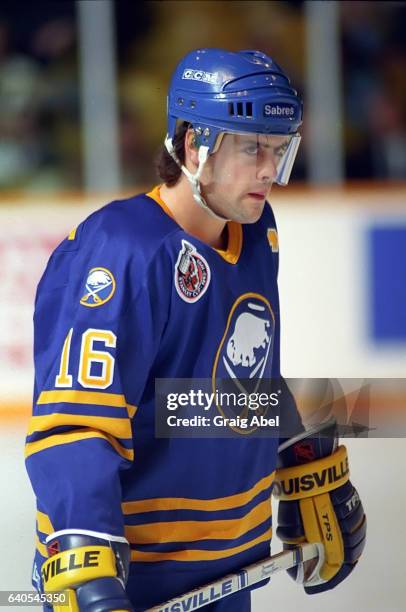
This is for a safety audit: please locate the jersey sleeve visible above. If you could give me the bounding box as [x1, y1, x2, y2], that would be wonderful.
[25, 208, 171, 544]
[278, 377, 305, 447]
[264, 205, 304, 443]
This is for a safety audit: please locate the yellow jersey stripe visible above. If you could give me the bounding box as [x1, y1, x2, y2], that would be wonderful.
[68, 227, 77, 241]
[127, 404, 137, 418]
[36, 511, 54, 535]
[37, 390, 130, 408]
[130, 528, 272, 563]
[125, 498, 271, 545]
[25, 429, 134, 461]
[36, 535, 48, 558]
[122, 471, 275, 514]
[27, 413, 132, 439]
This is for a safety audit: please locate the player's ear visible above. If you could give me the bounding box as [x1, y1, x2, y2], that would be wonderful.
[185, 129, 199, 167]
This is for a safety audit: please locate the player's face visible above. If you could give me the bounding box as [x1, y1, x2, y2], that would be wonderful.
[201, 133, 291, 223]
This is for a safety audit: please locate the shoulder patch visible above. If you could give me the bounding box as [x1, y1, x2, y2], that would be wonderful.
[68, 227, 77, 241]
[174, 240, 211, 303]
[267, 228, 279, 252]
[80, 267, 116, 307]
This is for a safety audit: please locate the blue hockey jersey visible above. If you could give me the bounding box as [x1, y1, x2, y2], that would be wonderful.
[25, 186, 302, 609]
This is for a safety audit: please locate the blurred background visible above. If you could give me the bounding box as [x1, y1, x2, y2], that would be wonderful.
[0, 0, 405, 191]
[0, 1, 405, 610]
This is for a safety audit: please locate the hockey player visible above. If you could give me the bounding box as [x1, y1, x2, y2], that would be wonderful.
[25, 49, 366, 611]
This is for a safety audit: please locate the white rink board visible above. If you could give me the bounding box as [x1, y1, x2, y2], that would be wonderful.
[0, 201, 96, 401]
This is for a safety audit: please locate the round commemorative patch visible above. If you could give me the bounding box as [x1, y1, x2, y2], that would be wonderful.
[80, 267, 116, 307]
[174, 240, 211, 303]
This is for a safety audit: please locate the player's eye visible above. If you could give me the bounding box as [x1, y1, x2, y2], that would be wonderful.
[274, 144, 289, 158]
[243, 145, 259, 155]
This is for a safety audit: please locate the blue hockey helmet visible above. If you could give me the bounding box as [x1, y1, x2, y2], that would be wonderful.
[164, 48, 303, 218]
[167, 48, 302, 149]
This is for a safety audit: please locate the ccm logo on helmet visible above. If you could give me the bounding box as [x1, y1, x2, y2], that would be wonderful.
[182, 68, 220, 85]
[264, 103, 295, 117]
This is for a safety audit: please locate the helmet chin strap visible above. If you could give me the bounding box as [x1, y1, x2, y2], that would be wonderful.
[164, 136, 230, 222]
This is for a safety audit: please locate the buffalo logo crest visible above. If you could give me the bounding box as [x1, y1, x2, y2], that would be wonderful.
[80, 267, 116, 307]
[219, 297, 274, 382]
[213, 294, 276, 432]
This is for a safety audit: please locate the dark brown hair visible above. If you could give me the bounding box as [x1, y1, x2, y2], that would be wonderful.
[155, 121, 190, 186]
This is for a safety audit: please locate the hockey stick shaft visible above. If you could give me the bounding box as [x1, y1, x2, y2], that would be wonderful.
[147, 542, 321, 612]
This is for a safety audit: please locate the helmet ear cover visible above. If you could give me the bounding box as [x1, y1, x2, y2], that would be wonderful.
[178, 123, 200, 152]
[188, 131, 225, 156]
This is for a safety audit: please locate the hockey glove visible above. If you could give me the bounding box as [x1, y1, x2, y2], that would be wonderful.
[274, 420, 366, 594]
[41, 531, 133, 611]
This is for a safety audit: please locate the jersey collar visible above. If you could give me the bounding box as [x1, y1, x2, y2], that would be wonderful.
[146, 185, 243, 265]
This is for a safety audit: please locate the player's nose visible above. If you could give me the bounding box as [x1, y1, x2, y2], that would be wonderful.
[255, 152, 278, 183]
